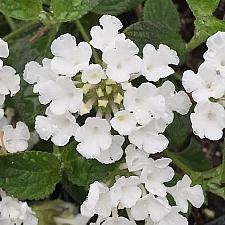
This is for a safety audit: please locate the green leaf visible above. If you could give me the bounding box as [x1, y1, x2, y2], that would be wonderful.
[144, 0, 180, 32]
[51, 0, 100, 22]
[124, 0, 186, 58]
[93, 0, 143, 16]
[0, 151, 62, 200]
[0, 0, 42, 20]
[175, 139, 212, 172]
[124, 21, 186, 58]
[187, 0, 225, 50]
[62, 142, 116, 186]
[166, 113, 191, 148]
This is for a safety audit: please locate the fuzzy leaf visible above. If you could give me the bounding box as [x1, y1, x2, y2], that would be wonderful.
[51, 0, 100, 22]
[62, 142, 116, 186]
[166, 113, 191, 148]
[144, 0, 180, 31]
[176, 139, 212, 172]
[124, 21, 186, 58]
[93, 0, 143, 15]
[125, 0, 186, 58]
[0, 151, 62, 200]
[187, 0, 225, 50]
[0, 0, 42, 20]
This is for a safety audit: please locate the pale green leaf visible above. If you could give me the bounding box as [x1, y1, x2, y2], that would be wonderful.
[51, 0, 100, 22]
[0, 0, 42, 20]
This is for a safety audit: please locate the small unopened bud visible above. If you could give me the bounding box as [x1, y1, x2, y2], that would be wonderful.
[96, 87, 104, 97]
[98, 99, 108, 107]
[114, 93, 123, 104]
[106, 86, 113, 94]
[106, 79, 116, 85]
[82, 84, 93, 94]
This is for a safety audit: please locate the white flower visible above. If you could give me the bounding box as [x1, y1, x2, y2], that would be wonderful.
[125, 144, 149, 172]
[102, 217, 136, 225]
[123, 83, 166, 125]
[3, 121, 30, 153]
[182, 62, 225, 102]
[140, 158, 174, 197]
[0, 66, 20, 98]
[23, 58, 58, 93]
[75, 117, 112, 158]
[167, 175, 204, 213]
[157, 207, 188, 225]
[35, 109, 79, 146]
[0, 38, 9, 69]
[157, 81, 191, 124]
[38, 76, 83, 115]
[103, 38, 142, 83]
[0, 196, 38, 225]
[141, 44, 179, 82]
[129, 119, 169, 154]
[51, 33, 92, 76]
[204, 32, 225, 74]
[190, 101, 225, 140]
[81, 181, 112, 218]
[110, 176, 142, 208]
[90, 15, 126, 52]
[95, 135, 124, 164]
[81, 64, 105, 84]
[131, 194, 171, 222]
[110, 110, 137, 135]
[54, 214, 90, 225]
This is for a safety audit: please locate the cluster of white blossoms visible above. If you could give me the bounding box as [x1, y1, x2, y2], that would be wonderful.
[0, 39, 20, 119]
[182, 31, 225, 140]
[0, 39, 34, 154]
[0, 190, 37, 225]
[22, 15, 205, 224]
[80, 146, 204, 225]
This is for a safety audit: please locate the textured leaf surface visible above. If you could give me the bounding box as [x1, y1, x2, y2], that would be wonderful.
[51, 0, 100, 22]
[0, 0, 42, 20]
[144, 0, 180, 31]
[165, 113, 191, 148]
[62, 142, 116, 186]
[187, 0, 225, 50]
[125, 0, 186, 58]
[176, 139, 212, 172]
[0, 151, 62, 200]
[93, 0, 143, 15]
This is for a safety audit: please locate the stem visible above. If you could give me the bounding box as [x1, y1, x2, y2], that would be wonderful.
[53, 144, 61, 160]
[164, 149, 198, 177]
[5, 15, 16, 31]
[3, 21, 39, 41]
[75, 20, 101, 64]
[126, 208, 136, 224]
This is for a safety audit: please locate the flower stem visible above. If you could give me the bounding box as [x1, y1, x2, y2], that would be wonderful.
[3, 21, 39, 41]
[75, 20, 101, 64]
[4, 15, 16, 31]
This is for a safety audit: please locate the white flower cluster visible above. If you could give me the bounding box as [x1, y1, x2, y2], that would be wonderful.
[0, 39, 20, 119]
[80, 147, 204, 225]
[24, 15, 191, 159]
[22, 14, 204, 224]
[182, 31, 225, 140]
[0, 40, 35, 154]
[0, 190, 37, 225]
